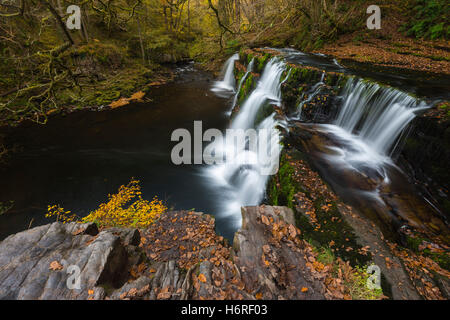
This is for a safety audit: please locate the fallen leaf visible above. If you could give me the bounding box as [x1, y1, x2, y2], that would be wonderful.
[198, 273, 207, 283]
[49, 261, 63, 271]
[109, 97, 129, 109]
[129, 91, 145, 101]
[157, 287, 171, 300]
[72, 228, 84, 236]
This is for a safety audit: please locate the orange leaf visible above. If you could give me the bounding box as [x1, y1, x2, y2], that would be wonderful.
[261, 215, 270, 226]
[49, 261, 63, 271]
[301, 287, 308, 293]
[109, 97, 129, 109]
[129, 91, 145, 101]
[198, 273, 207, 283]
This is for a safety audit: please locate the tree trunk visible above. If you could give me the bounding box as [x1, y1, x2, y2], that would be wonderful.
[42, 0, 74, 45]
[137, 13, 146, 64]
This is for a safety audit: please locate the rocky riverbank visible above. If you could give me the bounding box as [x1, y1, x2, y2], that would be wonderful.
[0, 205, 391, 300]
[2, 203, 448, 300]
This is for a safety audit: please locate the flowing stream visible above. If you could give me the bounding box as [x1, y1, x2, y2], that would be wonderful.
[211, 53, 240, 97]
[0, 50, 447, 242]
[210, 51, 447, 238]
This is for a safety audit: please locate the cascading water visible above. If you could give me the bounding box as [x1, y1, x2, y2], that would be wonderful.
[211, 53, 240, 97]
[209, 51, 433, 238]
[292, 72, 326, 121]
[334, 78, 427, 155]
[317, 78, 428, 177]
[298, 76, 440, 236]
[229, 58, 255, 115]
[206, 58, 285, 229]
[309, 77, 429, 209]
[232, 59, 286, 130]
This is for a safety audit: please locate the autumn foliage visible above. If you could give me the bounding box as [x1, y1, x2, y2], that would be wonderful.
[47, 179, 167, 228]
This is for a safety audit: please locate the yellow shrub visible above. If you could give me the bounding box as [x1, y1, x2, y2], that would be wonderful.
[46, 205, 78, 224]
[46, 179, 166, 228]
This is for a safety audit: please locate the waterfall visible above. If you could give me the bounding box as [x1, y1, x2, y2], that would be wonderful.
[207, 57, 285, 229]
[335, 78, 427, 155]
[292, 72, 326, 120]
[316, 77, 428, 182]
[231, 58, 286, 130]
[211, 53, 240, 97]
[229, 58, 255, 115]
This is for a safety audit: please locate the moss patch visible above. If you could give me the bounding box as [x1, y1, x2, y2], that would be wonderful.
[268, 151, 372, 267]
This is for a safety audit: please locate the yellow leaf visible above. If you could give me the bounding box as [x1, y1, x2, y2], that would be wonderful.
[109, 97, 129, 109]
[129, 91, 145, 101]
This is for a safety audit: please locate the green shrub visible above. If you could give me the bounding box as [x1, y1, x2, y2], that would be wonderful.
[403, 0, 449, 39]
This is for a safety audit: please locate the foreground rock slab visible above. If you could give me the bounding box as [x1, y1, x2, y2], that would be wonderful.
[0, 222, 141, 299]
[0, 206, 334, 300]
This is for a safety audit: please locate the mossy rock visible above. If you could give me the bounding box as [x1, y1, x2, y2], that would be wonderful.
[267, 151, 372, 267]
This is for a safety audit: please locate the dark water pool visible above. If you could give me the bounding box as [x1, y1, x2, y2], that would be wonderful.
[0, 68, 236, 240]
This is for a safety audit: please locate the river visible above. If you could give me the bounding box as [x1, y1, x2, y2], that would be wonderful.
[0, 49, 448, 242]
[0, 66, 236, 240]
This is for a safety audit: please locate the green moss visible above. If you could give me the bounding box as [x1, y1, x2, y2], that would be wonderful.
[316, 247, 335, 265]
[237, 73, 255, 105]
[268, 152, 371, 267]
[247, 53, 254, 65]
[256, 53, 271, 73]
[346, 266, 385, 300]
[267, 154, 297, 209]
[405, 234, 450, 271]
[72, 43, 125, 67]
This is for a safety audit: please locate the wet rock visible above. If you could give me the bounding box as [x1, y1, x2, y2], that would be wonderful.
[336, 204, 421, 300]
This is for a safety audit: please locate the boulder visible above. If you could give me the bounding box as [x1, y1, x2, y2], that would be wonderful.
[0, 222, 141, 300]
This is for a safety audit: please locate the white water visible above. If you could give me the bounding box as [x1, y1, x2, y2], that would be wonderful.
[228, 58, 255, 115]
[208, 53, 428, 231]
[292, 72, 326, 121]
[316, 77, 428, 181]
[207, 58, 285, 228]
[335, 78, 427, 155]
[232, 59, 286, 130]
[211, 53, 240, 97]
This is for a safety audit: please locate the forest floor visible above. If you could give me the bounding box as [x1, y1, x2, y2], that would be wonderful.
[313, 13, 450, 75]
[317, 35, 450, 75]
